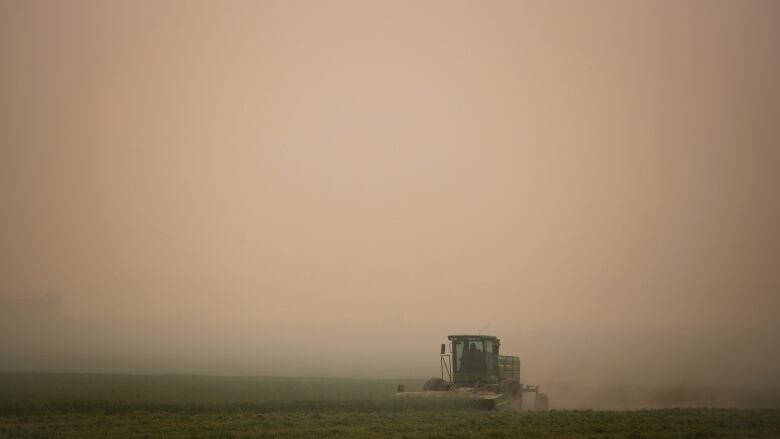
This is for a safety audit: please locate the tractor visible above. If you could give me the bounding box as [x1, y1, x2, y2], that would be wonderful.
[395, 334, 549, 411]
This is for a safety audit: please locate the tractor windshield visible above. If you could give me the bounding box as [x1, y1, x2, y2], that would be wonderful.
[454, 339, 487, 374]
[451, 337, 499, 383]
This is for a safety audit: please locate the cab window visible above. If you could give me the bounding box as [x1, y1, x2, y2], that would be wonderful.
[455, 339, 486, 373]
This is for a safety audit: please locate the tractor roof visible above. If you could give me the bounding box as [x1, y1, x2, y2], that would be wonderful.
[447, 334, 498, 340]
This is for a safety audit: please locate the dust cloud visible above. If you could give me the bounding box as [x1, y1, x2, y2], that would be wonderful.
[1, 0, 779, 407]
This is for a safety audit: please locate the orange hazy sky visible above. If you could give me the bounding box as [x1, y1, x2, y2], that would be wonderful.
[1, 0, 779, 384]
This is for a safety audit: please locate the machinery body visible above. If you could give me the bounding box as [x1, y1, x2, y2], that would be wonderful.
[395, 334, 549, 411]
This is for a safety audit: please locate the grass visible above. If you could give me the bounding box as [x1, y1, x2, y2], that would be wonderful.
[2, 409, 779, 438]
[0, 374, 779, 438]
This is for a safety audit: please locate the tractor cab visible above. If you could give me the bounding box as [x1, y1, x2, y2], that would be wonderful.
[448, 335, 500, 384]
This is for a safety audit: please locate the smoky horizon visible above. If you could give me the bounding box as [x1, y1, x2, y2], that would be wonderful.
[1, 0, 779, 393]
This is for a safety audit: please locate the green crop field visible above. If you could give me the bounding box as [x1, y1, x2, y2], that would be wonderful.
[4, 410, 780, 439]
[1, 374, 779, 438]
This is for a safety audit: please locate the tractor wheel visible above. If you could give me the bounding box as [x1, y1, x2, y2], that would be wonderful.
[499, 380, 523, 410]
[534, 393, 549, 411]
[422, 377, 448, 391]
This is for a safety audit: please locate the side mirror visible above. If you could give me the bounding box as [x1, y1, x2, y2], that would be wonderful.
[440, 343, 446, 355]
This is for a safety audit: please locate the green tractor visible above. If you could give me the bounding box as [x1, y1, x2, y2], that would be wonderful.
[396, 335, 549, 411]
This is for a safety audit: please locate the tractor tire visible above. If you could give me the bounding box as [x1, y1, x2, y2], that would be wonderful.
[499, 380, 523, 410]
[422, 377, 448, 391]
[534, 393, 549, 411]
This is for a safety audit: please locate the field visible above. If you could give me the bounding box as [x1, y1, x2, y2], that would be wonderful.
[1, 374, 779, 438]
[4, 410, 780, 439]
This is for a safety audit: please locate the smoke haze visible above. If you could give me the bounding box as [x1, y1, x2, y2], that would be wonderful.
[1, 0, 779, 393]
